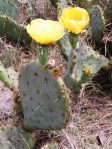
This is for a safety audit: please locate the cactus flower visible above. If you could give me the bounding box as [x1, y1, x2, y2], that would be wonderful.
[59, 7, 90, 34]
[26, 19, 65, 45]
[83, 65, 94, 76]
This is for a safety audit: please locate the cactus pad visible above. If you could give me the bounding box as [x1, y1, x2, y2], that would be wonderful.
[0, 62, 18, 89]
[0, 0, 19, 20]
[19, 61, 70, 130]
[66, 41, 108, 92]
[90, 6, 104, 42]
[0, 16, 31, 44]
[0, 0, 31, 44]
[57, 0, 72, 60]
[58, 32, 73, 60]
[7, 67, 19, 89]
[0, 125, 36, 149]
[0, 62, 14, 90]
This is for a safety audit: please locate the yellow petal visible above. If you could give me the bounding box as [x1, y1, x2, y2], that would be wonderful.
[26, 19, 65, 45]
[59, 7, 90, 34]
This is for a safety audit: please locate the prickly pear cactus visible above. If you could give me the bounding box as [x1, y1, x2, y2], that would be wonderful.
[58, 32, 73, 60]
[66, 41, 108, 92]
[0, 125, 36, 149]
[7, 67, 19, 89]
[0, 62, 14, 90]
[90, 6, 105, 42]
[0, 0, 31, 44]
[92, 0, 112, 22]
[57, 0, 79, 60]
[0, 0, 19, 20]
[19, 61, 70, 130]
[40, 141, 60, 149]
[57, 0, 73, 60]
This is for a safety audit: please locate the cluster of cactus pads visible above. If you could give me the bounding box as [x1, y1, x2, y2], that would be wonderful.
[0, 0, 31, 44]
[0, 61, 70, 148]
[56, 0, 108, 92]
[0, 0, 110, 149]
[66, 40, 108, 92]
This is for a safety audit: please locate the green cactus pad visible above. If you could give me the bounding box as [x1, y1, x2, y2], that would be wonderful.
[0, 61, 18, 90]
[40, 141, 60, 149]
[92, 0, 112, 23]
[66, 41, 108, 92]
[57, 0, 73, 60]
[0, 0, 31, 44]
[90, 6, 105, 42]
[0, 125, 36, 149]
[0, 16, 31, 44]
[0, 62, 14, 90]
[0, 0, 19, 20]
[58, 32, 73, 60]
[19, 61, 70, 130]
[7, 67, 19, 89]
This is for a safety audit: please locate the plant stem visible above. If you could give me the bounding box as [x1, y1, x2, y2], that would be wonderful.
[38, 46, 49, 65]
[68, 32, 79, 49]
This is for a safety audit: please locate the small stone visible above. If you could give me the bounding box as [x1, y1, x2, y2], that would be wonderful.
[0, 81, 15, 118]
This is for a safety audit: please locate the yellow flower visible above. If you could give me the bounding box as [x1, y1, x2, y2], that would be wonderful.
[59, 7, 90, 34]
[26, 19, 65, 45]
[83, 65, 94, 76]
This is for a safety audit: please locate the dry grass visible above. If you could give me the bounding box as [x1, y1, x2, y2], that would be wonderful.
[55, 84, 112, 149]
